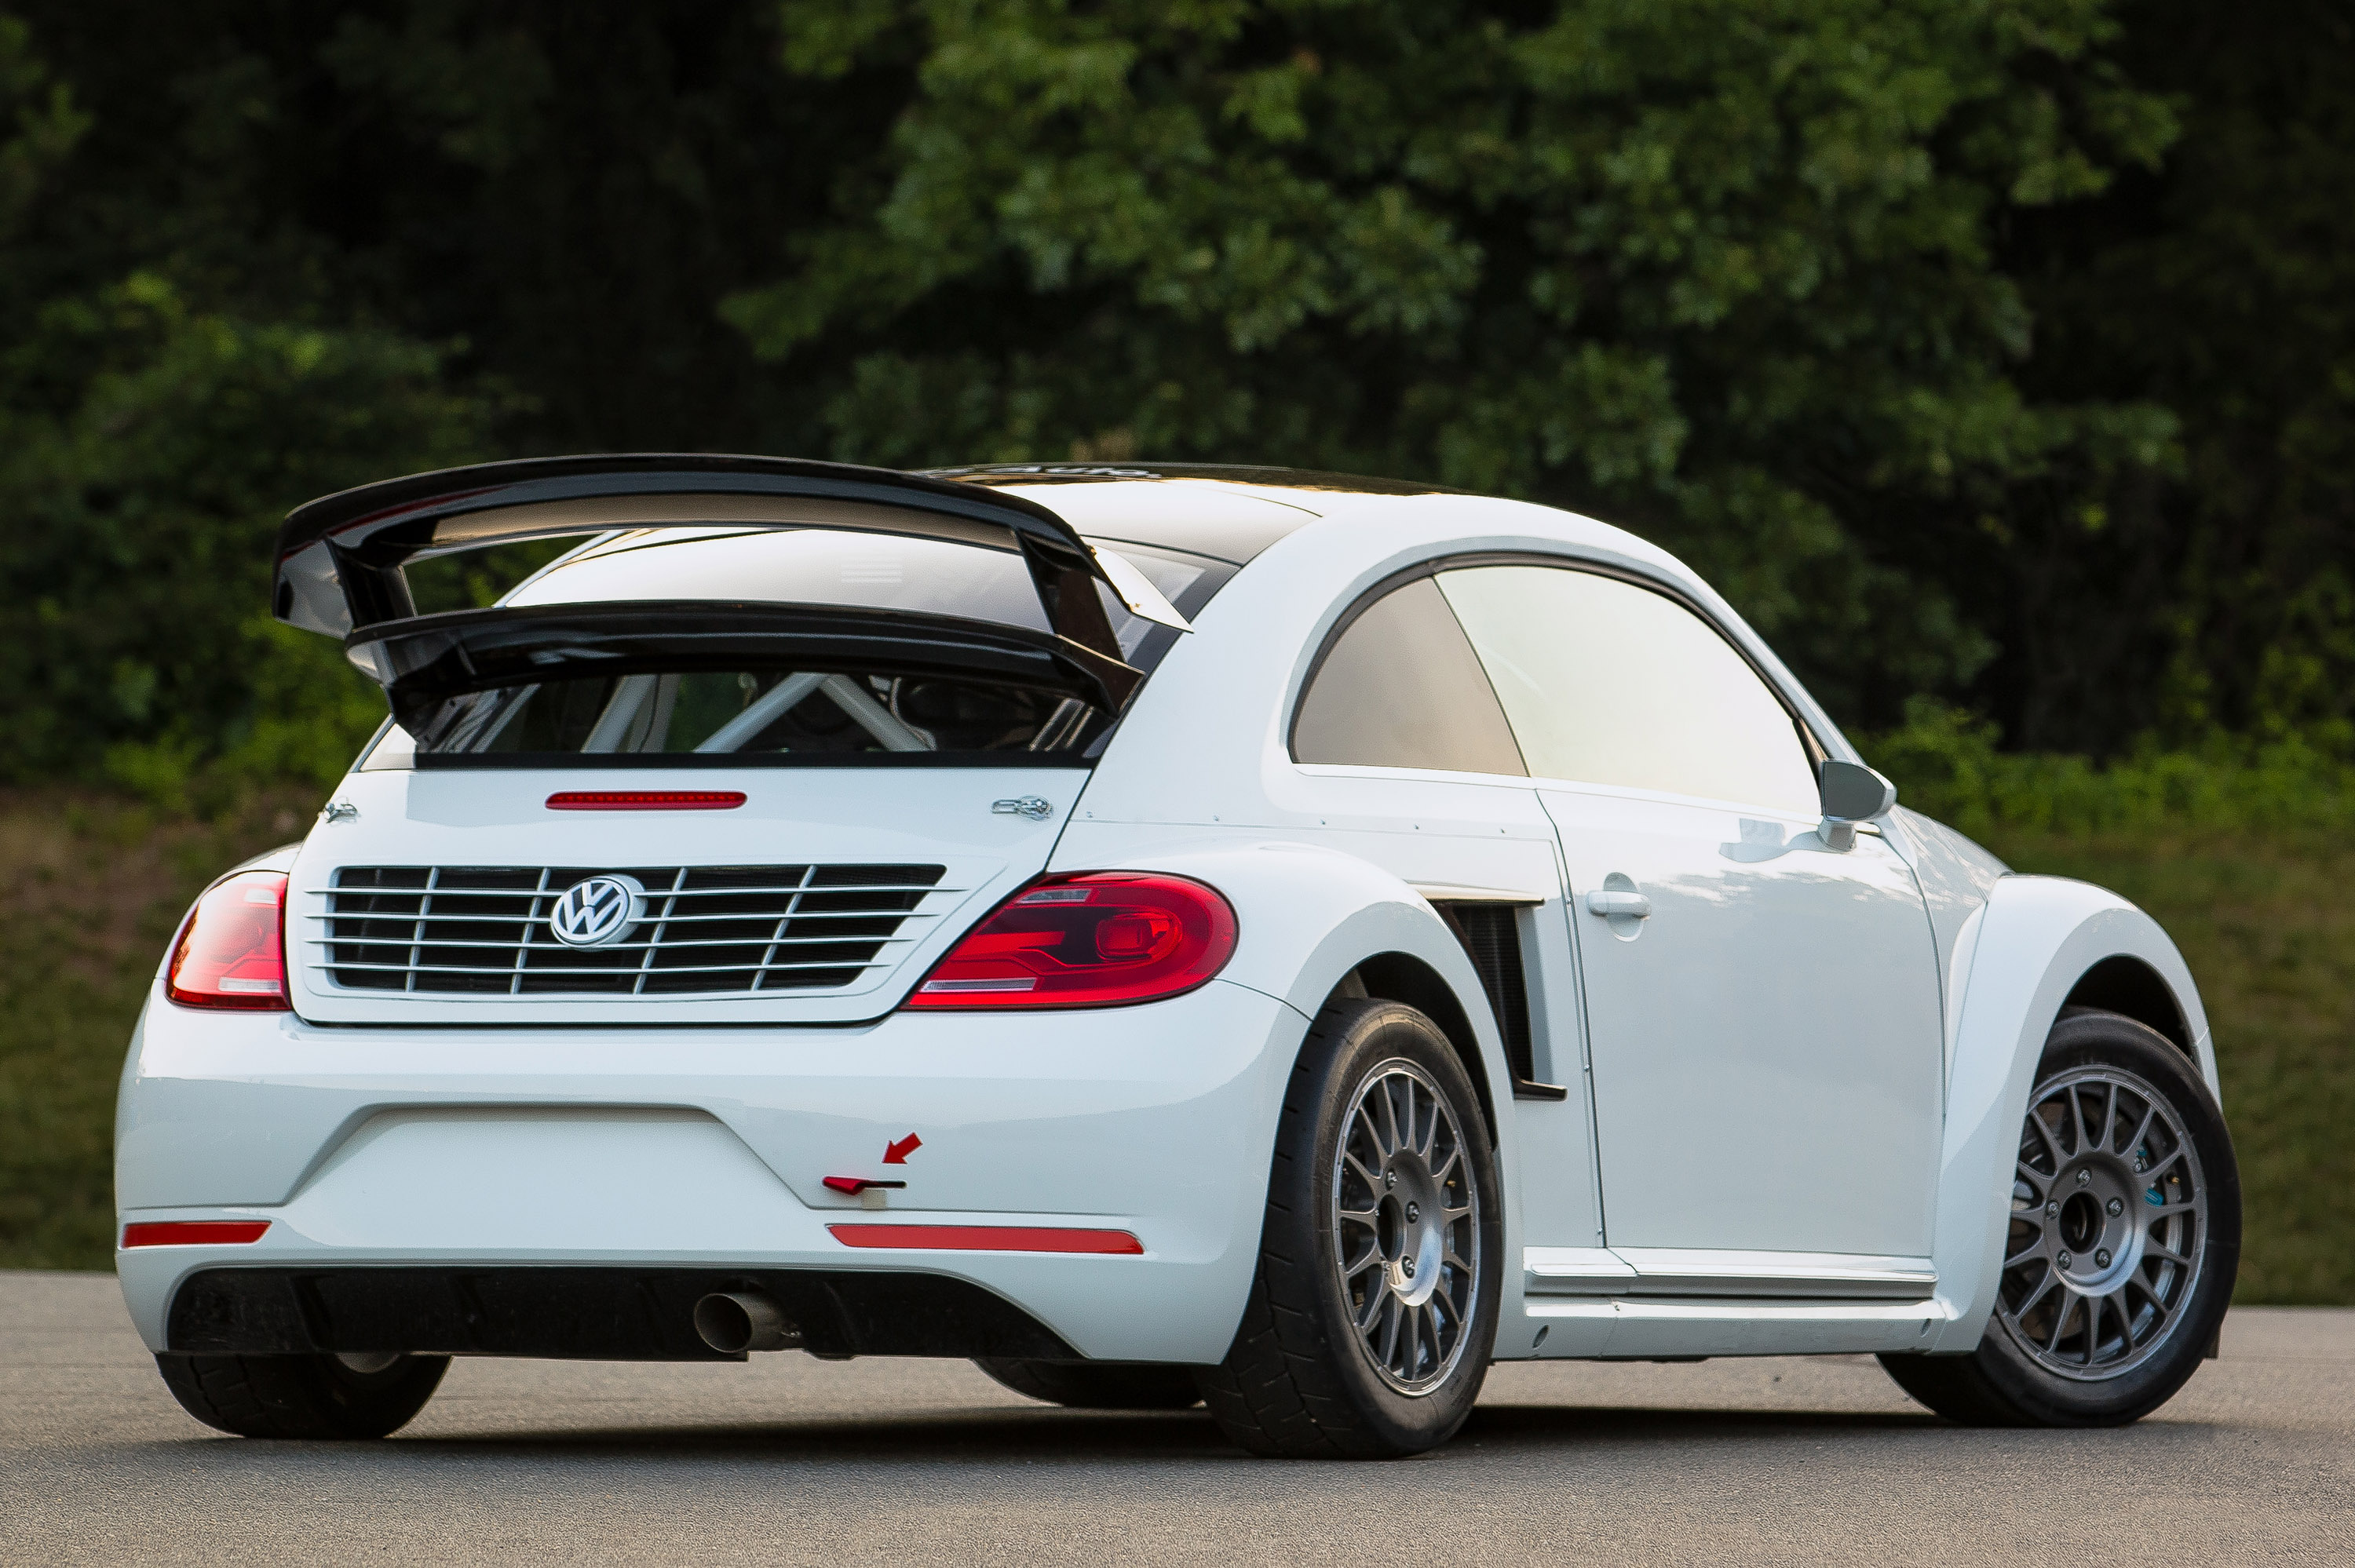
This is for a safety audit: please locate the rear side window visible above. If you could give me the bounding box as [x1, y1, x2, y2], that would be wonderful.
[1291, 578, 1527, 775]
[1433, 565, 1818, 815]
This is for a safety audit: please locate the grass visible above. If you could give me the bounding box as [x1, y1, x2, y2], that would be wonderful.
[0, 790, 316, 1270]
[1977, 825, 2355, 1304]
[0, 788, 2347, 1302]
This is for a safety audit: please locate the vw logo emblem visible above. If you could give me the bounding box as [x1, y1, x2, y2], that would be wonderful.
[549, 874, 644, 948]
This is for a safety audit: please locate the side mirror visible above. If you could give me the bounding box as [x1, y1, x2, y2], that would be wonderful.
[1817, 760, 1897, 850]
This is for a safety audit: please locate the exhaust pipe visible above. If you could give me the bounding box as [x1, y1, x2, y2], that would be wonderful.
[693, 1290, 801, 1355]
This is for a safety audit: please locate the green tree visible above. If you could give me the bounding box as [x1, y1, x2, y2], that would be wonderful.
[2008, 0, 2355, 750]
[0, 275, 498, 795]
[727, 0, 2178, 725]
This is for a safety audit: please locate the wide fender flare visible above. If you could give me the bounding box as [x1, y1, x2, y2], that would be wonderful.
[1060, 837, 1526, 1257]
[1928, 874, 2215, 1351]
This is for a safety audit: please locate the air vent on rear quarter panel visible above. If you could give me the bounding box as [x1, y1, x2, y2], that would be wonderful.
[1427, 902, 1565, 1100]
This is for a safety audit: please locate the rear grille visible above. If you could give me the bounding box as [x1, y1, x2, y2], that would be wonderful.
[311, 864, 949, 996]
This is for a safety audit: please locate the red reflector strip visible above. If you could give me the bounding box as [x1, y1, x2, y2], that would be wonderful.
[821, 1176, 907, 1195]
[546, 791, 747, 811]
[827, 1224, 1143, 1255]
[121, 1220, 270, 1249]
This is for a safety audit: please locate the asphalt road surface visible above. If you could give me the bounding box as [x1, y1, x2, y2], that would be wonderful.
[2, 1271, 2348, 1566]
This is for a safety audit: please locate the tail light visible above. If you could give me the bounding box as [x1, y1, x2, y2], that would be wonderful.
[906, 871, 1237, 1009]
[165, 870, 290, 1011]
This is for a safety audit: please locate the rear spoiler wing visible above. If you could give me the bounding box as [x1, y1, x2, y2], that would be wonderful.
[273, 454, 1187, 704]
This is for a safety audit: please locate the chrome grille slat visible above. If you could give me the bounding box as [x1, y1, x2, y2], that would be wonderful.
[303, 933, 922, 951]
[308, 957, 893, 976]
[309, 886, 961, 905]
[302, 906, 948, 925]
[321, 863, 947, 997]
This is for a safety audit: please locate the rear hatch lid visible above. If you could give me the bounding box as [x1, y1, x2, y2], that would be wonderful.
[273, 455, 1222, 1025]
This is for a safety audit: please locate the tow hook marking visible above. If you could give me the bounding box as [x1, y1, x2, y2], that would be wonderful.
[884, 1134, 922, 1164]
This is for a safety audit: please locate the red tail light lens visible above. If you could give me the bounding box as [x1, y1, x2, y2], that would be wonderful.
[906, 871, 1237, 1009]
[122, 1220, 271, 1248]
[165, 870, 290, 1011]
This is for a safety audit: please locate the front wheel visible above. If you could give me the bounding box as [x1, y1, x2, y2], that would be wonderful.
[1881, 1008, 2240, 1426]
[1196, 997, 1502, 1458]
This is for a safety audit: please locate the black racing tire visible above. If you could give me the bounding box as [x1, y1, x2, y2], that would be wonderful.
[1880, 1008, 2240, 1427]
[972, 1358, 1203, 1409]
[155, 1351, 450, 1439]
[1196, 996, 1502, 1459]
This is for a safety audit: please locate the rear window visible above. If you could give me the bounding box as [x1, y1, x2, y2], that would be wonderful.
[363, 527, 1229, 769]
[506, 528, 1212, 662]
[425, 666, 1104, 759]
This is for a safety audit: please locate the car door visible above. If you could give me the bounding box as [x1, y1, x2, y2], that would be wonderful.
[1435, 563, 1945, 1288]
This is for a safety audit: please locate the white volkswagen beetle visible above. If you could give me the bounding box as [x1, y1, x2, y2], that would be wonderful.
[118, 456, 2239, 1456]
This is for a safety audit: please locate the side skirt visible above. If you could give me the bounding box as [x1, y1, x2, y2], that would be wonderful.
[1505, 1247, 1951, 1359]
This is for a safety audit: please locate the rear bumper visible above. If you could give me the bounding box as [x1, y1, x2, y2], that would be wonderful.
[115, 977, 1303, 1363]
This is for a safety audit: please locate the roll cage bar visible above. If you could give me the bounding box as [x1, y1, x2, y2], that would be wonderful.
[349, 600, 1133, 743]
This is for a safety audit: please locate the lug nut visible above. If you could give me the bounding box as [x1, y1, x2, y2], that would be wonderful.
[1405, 1203, 1420, 1223]
[1401, 1257, 1415, 1278]
[2046, 1202, 2059, 1216]
[2076, 1169, 2091, 1187]
[2107, 1198, 2124, 1216]
[2057, 1252, 2073, 1268]
[1386, 1171, 1397, 1191]
[2096, 1249, 2112, 1267]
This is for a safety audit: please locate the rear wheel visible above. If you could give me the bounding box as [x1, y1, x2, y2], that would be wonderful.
[155, 1351, 449, 1439]
[1196, 997, 1502, 1458]
[1880, 1009, 2239, 1426]
[973, 1358, 1202, 1409]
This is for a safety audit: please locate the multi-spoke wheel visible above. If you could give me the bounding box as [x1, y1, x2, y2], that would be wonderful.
[1882, 1008, 2239, 1426]
[1998, 1063, 2207, 1377]
[1331, 1059, 1481, 1395]
[1196, 996, 1502, 1457]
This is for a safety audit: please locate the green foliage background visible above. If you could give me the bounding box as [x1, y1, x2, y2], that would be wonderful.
[0, 4, 2347, 1293]
[0, 0, 2347, 788]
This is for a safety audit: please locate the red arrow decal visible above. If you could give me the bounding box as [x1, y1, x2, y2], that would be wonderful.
[883, 1133, 922, 1165]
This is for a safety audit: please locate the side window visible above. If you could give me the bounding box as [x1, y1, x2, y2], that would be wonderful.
[1291, 578, 1527, 775]
[1435, 564, 1819, 816]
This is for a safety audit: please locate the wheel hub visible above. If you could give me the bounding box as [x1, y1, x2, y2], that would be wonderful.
[1998, 1064, 2206, 1380]
[1331, 1058, 1481, 1395]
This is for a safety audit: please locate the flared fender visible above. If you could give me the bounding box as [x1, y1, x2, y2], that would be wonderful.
[1926, 874, 2216, 1351]
[1042, 832, 1526, 1255]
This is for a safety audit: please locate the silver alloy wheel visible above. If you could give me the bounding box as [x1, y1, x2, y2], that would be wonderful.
[1999, 1064, 2207, 1380]
[1330, 1057, 1481, 1395]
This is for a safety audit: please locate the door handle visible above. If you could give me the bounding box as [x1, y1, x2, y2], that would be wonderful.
[1583, 889, 1652, 920]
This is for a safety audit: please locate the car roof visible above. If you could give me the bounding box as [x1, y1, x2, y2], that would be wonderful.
[929, 464, 1462, 566]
